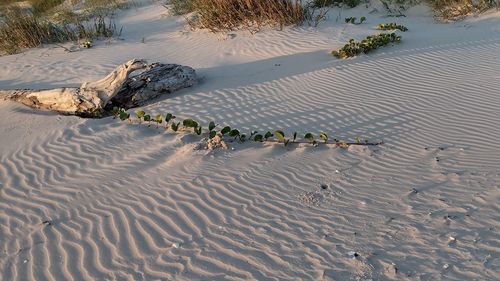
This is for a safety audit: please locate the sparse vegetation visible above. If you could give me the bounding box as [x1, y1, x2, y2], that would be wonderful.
[170, 0, 306, 32]
[345, 16, 366, 24]
[332, 33, 402, 59]
[429, 0, 500, 20]
[198, 0, 305, 32]
[311, 0, 362, 8]
[377, 22, 408, 31]
[0, 0, 124, 55]
[113, 107, 383, 149]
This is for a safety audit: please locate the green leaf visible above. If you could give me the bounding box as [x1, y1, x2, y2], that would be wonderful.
[165, 113, 175, 122]
[239, 134, 246, 142]
[209, 130, 217, 139]
[264, 131, 273, 140]
[154, 114, 162, 123]
[112, 107, 120, 116]
[136, 110, 145, 119]
[284, 139, 290, 146]
[144, 115, 151, 122]
[229, 129, 240, 137]
[183, 119, 199, 128]
[221, 126, 231, 135]
[274, 130, 285, 140]
[293, 132, 297, 142]
[209, 121, 216, 131]
[320, 132, 328, 143]
[304, 133, 314, 143]
[119, 111, 130, 121]
[171, 122, 180, 132]
[254, 134, 263, 142]
[195, 126, 202, 135]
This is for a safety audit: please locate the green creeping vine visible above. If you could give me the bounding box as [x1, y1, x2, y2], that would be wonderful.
[332, 32, 401, 59]
[345, 16, 366, 25]
[113, 107, 383, 148]
[377, 23, 408, 32]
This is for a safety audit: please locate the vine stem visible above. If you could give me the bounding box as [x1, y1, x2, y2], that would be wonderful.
[223, 139, 383, 146]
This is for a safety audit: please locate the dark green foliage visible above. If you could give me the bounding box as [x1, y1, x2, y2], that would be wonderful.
[264, 131, 273, 140]
[345, 16, 366, 24]
[229, 129, 240, 138]
[332, 32, 402, 59]
[195, 126, 202, 135]
[165, 113, 175, 122]
[304, 133, 314, 143]
[119, 111, 130, 121]
[209, 121, 216, 131]
[377, 23, 408, 31]
[171, 122, 180, 132]
[221, 126, 231, 135]
[183, 119, 199, 128]
[116, 110, 382, 148]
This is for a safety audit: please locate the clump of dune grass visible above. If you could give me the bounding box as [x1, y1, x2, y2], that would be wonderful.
[430, 0, 499, 20]
[0, 6, 117, 55]
[31, 0, 65, 15]
[169, 0, 195, 15]
[0, 8, 68, 54]
[311, 0, 362, 8]
[174, 0, 306, 32]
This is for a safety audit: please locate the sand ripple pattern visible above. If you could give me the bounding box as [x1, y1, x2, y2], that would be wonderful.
[1, 39, 500, 280]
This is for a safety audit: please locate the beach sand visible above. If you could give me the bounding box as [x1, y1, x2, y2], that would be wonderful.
[0, 2, 499, 280]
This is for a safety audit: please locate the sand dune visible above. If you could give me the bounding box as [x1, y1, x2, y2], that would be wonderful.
[0, 2, 499, 280]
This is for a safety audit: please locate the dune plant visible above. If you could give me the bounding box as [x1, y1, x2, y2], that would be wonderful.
[332, 32, 402, 59]
[182, 0, 306, 33]
[127, 110, 383, 149]
[0, 2, 119, 55]
[377, 23, 408, 31]
[345, 16, 366, 24]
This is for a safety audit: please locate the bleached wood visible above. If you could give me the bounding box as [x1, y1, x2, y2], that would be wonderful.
[1, 59, 196, 117]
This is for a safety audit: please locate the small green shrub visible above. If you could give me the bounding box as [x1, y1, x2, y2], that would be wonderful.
[377, 22, 408, 31]
[332, 32, 402, 59]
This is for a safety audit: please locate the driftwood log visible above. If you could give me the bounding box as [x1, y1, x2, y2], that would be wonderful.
[1, 59, 197, 117]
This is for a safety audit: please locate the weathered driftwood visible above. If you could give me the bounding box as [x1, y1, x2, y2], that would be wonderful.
[1, 59, 197, 117]
[109, 63, 197, 110]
